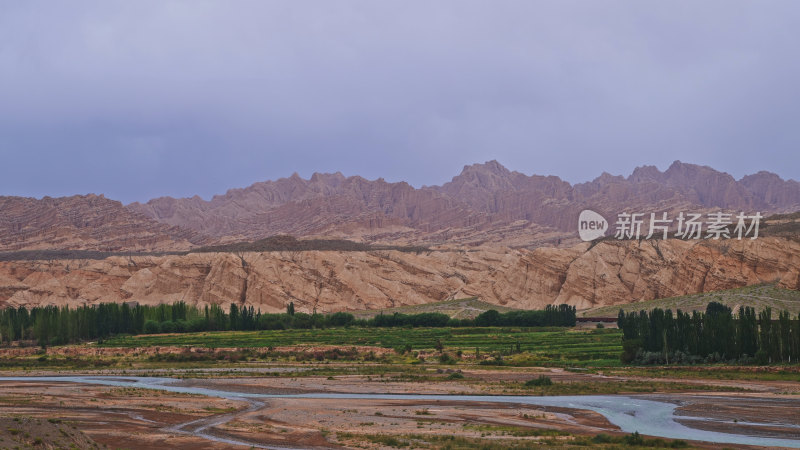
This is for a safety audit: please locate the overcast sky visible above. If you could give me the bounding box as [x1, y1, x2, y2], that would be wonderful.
[1, 1, 799, 203]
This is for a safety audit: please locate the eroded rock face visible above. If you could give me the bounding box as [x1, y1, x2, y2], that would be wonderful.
[0, 194, 210, 252]
[127, 160, 800, 248]
[741, 171, 800, 210]
[1, 237, 796, 312]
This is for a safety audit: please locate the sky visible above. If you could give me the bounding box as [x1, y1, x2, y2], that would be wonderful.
[1, 1, 799, 204]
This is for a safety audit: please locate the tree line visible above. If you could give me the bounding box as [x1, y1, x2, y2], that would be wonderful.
[618, 302, 800, 365]
[371, 304, 576, 328]
[0, 301, 576, 347]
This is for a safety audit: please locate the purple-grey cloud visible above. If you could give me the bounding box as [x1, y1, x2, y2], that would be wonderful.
[1, 1, 799, 203]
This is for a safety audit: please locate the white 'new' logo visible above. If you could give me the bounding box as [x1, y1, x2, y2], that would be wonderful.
[578, 210, 608, 241]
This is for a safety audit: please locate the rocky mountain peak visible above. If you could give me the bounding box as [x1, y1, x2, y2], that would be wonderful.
[741, 171, 800, 211]
[628, 165, 664, 183]
[442, 160, 516, 192]
[594, 172, 625, 184]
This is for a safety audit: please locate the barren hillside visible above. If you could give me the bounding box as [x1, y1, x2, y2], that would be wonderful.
[1, 236, 796, 312]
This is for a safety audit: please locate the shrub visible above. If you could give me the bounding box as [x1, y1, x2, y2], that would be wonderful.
[326, 311, 355, 327]
[524, 375, 553, 387]
[159, 320, 177, 333]
[623, 431, 644, 446]
[174, 320, 188, 333]
[621, 338, 642, 363]
[439, 353, 455, 364]
[474, 309, 501, 326]
[394, 343, 412, 354]
[187, 318, 208, 332]
[755, 349, 769, 365]
[143, 320, 160, 334]
[478, 356, 504, 366]
[592, 434, 613, 443]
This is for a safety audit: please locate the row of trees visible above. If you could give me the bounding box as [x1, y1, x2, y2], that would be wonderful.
[0, 302, 198, 346]
[618, 302, 800, 364]
[372, 305, 576, 328]
[0, 301, 576, 347]
[473, 305, 576, 327]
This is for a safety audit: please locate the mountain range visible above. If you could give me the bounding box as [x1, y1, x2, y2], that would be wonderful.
[1, 160, 798, 311]
[2, 160, 798, 252]
[131, 160, 800, 246]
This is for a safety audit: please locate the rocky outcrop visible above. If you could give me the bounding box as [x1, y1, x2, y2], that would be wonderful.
[0, 194, 211, 252]
[1, 237, 796, 312]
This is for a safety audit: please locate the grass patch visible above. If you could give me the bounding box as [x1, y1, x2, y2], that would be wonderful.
[605, 365, 800, 382]
[98, 327, 624, 367]
[463, 423, 569, 437]
[336, 431, 694, 448]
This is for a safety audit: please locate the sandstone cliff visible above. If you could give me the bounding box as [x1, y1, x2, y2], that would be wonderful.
[1, 237, 796, 312]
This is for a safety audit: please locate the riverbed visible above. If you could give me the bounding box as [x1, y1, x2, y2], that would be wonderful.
[0, 375, 798, 448]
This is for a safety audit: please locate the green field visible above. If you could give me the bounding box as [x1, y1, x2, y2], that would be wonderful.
[101, 327, 623, 367]
[583, 283, 800, 318]
[350, 297, 517, 319]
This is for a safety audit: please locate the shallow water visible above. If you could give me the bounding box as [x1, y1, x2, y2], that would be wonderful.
[1, 376, 798, 448]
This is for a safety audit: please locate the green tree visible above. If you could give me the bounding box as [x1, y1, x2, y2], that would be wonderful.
[229, 303, 239, 331]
